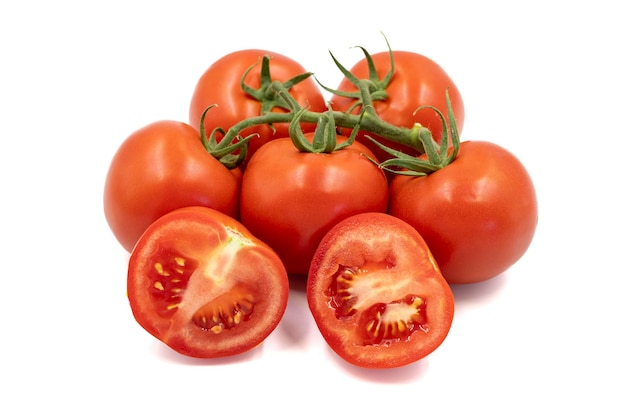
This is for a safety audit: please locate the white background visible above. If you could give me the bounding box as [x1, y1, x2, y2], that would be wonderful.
[2, 1, 625, 415]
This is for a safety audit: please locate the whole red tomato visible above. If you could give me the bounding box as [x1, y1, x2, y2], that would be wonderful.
[103, 120, 240, 253]
[389, 141, 538, 284]
[189, 49, 327, 166]
[307, 212, 455, 368]
[239, 134, 389, 275]
[331, 50, 464, 162]
[128, 206, 289, 358]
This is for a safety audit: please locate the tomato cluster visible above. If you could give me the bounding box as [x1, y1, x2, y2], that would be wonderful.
[104, 40, 537, 368]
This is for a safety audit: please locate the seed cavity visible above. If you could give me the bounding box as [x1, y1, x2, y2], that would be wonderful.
[147, 249, 197, 318]
[360, 295, 427, 346]
[192, 289, 255, 333]
[326, 266, 359, 319]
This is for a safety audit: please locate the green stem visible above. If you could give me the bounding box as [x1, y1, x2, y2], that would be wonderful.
[202, 37, 453, 167]
[372, 89, 461, 176]
[216, 99, 424, 154]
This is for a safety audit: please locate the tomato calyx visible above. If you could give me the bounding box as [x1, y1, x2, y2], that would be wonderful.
[366, 89, 462, 176]
[318, 34, 394, 113]
[199, 105, 255, 169]
[287, 103, 362, 153]
[315, 35, 431, 154]
[240, 54, 316, 117]
[197, 54, 319, 168]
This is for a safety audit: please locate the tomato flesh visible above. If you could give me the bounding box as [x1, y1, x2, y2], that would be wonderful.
[148, 247, 197, 319]
[191, 284, 255, 333]
[128, 206, 289, 358]
[307, 212, 454, 368]
[357, 294, 427, 346]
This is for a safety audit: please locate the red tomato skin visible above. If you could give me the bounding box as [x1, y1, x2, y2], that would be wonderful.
[239, 135, 389, 275]
[103, 121, 240, 253]
[331, 51, 464, 162]
[189, 49, 327, 165]
[307, 212, 454, 369]
[127, 206, 289, 359]
[389, 141, 538, 284]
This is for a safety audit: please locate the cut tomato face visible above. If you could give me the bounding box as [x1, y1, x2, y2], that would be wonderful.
[307, 212, 454, 368]
[127, 206, 289, 359]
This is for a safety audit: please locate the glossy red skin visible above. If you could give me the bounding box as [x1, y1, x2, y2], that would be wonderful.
[127, 206, 289, 358]
[331, 51, 464, 163]
[239, 135, 389, 275]
[307, 212, 454, 369]
[389, 141, 538, 284]
[103, 120, 240, 253]
[189, 49, 327, 166]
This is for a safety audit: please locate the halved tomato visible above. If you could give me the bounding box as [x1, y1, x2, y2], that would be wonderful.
[127, 206, 289, 358]
[307, 212, 454, 368]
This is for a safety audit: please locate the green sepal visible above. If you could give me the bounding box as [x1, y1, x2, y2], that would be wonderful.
[288, 103, 359, 154]
[240, 54, 314, 116]
[365, 89, 462, 176]
[319, 33, 394, 111]
[198, 105, 251, 169]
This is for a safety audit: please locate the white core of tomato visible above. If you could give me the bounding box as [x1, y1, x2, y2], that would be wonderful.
[349, 270, 412, 312]
[204, 227, 255, 285]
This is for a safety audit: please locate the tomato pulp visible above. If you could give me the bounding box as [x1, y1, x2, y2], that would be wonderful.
[307, 212, 454, 368]
[127, 206, 289, 358]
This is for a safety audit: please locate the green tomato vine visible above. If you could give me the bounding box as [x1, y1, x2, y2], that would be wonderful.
[200, 38, 461, 176]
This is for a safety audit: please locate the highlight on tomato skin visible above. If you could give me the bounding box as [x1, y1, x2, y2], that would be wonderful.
[127, 206, 289, 359]
[306, 212, 455, 369]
